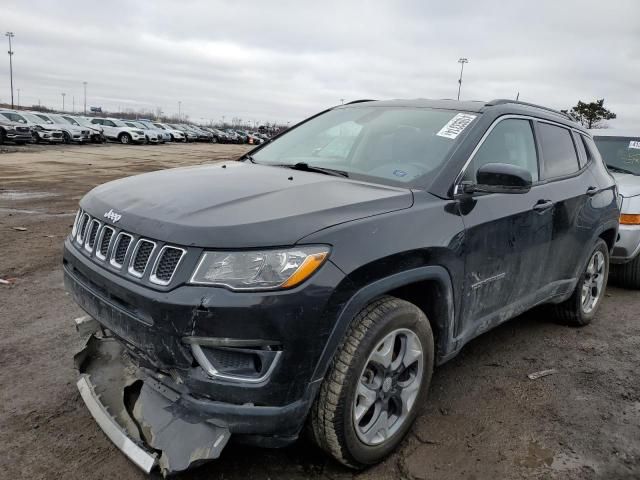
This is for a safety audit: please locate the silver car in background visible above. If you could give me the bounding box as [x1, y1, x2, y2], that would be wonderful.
[137, 120, 171, 142]
[592, 129, 640, 287]
[0, 110, 65, 143]
[32, 112, 91, 143]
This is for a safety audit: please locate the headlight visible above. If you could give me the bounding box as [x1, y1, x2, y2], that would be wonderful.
[190, 246, 330, 290]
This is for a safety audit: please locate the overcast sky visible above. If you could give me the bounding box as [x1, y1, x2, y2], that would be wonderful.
[1, 0, 638, 127]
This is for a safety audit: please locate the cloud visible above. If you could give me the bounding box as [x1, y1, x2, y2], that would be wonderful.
[0, 0, 638, 127]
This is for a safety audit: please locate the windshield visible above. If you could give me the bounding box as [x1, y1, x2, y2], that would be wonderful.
[252, 106, 476, 185]
[111, 119, 128, 127]
[154, 123, 166, 130]
[35, 114, 55, 124]
[23, 113, 47, 124]
[594, 136, 640, 175]
[1, 112, 28, 124]
[62, 116, 81, 126]
[50, 114, 70, 125]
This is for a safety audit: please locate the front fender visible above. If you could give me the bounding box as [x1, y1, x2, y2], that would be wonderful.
[310, 265, 455, 383]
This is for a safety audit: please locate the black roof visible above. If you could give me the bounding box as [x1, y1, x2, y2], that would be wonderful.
[337, 98, 584, 132]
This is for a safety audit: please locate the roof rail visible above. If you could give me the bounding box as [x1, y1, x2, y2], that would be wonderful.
[485, 99, 573, 121]
[344, 99, 376, 105]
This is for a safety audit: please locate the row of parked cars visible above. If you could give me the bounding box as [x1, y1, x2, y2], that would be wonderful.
[0, 109, 271, 146]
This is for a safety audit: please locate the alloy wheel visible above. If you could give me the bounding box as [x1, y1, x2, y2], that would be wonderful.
[582, 250, 605, 314]
[353, 328, 424, 446]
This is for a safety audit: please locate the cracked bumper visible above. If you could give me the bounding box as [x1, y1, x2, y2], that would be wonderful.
[75, 335, 230, 475]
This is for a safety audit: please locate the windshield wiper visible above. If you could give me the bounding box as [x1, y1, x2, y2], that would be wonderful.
[241, 154, 257, 163]
[283, 162, 349, 178]
[607, 165, 637, 175]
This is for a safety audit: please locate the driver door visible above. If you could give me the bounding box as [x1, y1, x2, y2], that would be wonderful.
[456, 118, 553, 339]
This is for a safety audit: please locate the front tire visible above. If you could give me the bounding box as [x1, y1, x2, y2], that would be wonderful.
[310, 296, 434, 469]
[553, 238, 609, 326]
[119, 133, 132, 144]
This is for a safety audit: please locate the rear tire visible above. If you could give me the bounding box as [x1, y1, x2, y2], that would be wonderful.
[310, 296, 434, 469]
[553, 238, 609, 326]
[609, 255, 640, 289]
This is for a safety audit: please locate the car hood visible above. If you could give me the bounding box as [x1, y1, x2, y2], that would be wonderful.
[611, 172, 640, 198]
[80, 162, 413, 247]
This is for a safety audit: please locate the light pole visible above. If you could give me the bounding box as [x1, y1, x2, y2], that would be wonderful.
[83, 81, 87, 115]
[17, 88, 20, 107]
[178, 101, 181, 120]
[61, 92, 66, 111]
[72, 96, 75, 113]
[457, 57, 468, 101]
[6, 32, 15, 109]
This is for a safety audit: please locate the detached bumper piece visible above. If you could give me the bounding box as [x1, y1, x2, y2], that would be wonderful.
[75, 335, 230, 476]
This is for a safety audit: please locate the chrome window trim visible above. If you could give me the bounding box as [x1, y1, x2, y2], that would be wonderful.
[149, 245, 187, 286]
[95, 225, 115, 261]
[127, 239, 157, 278]
[84, 219, 102, 253]
[453, 114, 586, 194]
[76, 213, 91, 244]
[191, 344, 282, 384]
[109, 232, 133, 269]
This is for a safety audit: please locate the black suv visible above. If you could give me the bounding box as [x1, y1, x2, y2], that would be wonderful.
[64, 99, 619, 475]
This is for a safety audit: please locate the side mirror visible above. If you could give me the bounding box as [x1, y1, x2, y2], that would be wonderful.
[462, 163, 532, 194]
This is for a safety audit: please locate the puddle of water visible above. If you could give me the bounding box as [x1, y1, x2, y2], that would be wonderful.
[0, 190, 58, 200]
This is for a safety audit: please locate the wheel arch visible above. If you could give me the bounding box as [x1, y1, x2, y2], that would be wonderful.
[310, 265, 455, 384]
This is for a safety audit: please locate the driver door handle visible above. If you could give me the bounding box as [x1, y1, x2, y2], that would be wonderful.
[533, 199, 553, 212]
[586, 186, 598, 196]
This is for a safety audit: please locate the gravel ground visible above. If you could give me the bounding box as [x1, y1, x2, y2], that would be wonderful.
[0, 142, 638, 479]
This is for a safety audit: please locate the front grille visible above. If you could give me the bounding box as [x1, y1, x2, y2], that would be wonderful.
[128, 240, 155, 277]
[70, 210, 185, 285]
[77, 213, 90, 243]
[16, 126, 29, 133]
[84, 220, 101, 252]
[111, 233, 132, 267]
[52, 132, 63, 138]
[96, 226, 114, 260]
[151, 247, 185, 285]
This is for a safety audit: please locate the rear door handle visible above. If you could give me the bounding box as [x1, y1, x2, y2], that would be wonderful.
[533, 200, 553, 212]
[586, 186, 598, 196]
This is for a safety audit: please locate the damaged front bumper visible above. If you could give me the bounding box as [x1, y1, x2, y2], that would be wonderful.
[75, 334, 230, 475]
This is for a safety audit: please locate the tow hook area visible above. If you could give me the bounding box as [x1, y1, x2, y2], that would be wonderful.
[74, 334, 231, 476]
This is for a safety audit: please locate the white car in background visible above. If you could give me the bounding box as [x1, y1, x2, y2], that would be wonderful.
[592, 129, 640, 288]
[0, 110, 65, 144]
[153, 122, 186, 142]
[89, 117, 146, 144]
[123, 120, 162, 144]
[31, 111, 91, 144]
[137, 120, 172, 142]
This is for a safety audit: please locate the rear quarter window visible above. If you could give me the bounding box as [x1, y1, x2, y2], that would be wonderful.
[538, 122, 580, 179]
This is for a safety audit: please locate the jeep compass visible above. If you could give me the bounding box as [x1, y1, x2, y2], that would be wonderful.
[63, 99, 619, 475]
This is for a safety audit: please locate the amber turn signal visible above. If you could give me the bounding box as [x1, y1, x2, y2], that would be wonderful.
[281, 252, 329, 288]
[620, 214, 640, 225]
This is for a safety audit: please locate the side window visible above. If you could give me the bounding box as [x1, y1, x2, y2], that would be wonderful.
[465, 119, 538, 182]
[538, 123, 580, 178]
[104, 120, 115, 127]
[581, 136, 598, 164]
[91, 119, 102, 125]
[574, 133, 588, 168]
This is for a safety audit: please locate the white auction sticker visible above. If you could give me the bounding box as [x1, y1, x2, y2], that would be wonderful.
[629, 140, 640, 150]
[436, 113, 477, 139]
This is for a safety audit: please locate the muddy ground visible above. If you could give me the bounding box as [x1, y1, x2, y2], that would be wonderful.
[0, 142, 638, 480]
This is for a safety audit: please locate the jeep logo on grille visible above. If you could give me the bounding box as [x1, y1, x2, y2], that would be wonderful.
[104, 209, 122, 223]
